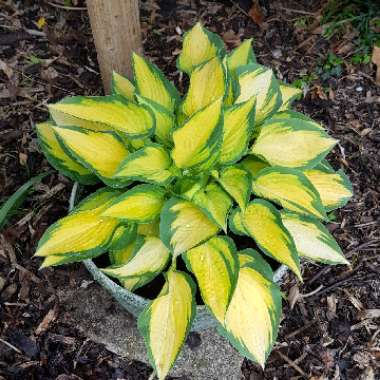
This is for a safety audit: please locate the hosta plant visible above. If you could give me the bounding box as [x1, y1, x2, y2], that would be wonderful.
[35, 23, 353, 379]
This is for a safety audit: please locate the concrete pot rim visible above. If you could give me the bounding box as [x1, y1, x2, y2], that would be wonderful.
[70, 182, 289, 331]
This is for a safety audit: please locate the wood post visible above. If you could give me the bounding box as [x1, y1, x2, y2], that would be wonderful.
[87, 0, 142, 94]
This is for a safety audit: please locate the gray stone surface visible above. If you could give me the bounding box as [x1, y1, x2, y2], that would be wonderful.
[58, 281, 243, 380]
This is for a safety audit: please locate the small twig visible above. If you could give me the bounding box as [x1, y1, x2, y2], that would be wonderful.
[294, 35, 316, 51]
[285, 320, 316, 339]
[59, 72, 85, 89]
[354, 221, 378, 228]
[3, 302, 28, 307]
[308, 266, 331, 285]
[301, 284, 324, 298]
[13, 263, 42, 284]
[15, 68, 73, 95]
[84, 65, 100, 76]
[24, 28, 46, 37]
[309, 274, 377, 299]
[0, 338, 22, 354]
[345, 239, 380, 258]
[229, 0, 251, 18]
[277, 6, 317, 16]
[47, 1, 86, 11]
[276, 350, 307, 377]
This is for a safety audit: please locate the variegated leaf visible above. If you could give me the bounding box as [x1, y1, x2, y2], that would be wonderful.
[241, 199, 301, 279]
[133, 52, 179, 112]
[219, 97, 256, 165]
[235, 63, 281, 124]
[278, 83, 302, 111]
[192, 182, 233, 231]
[177, 22, 225, 74]
[138, 270, 196, 379]
[160, 197, 219, 256]
[184, 236, 238, 323]
[304, 169, 353, 211]
[112, 71, 135, 100]
[281, 211, 349, 265]
[182, 57, 226, 117]
[114, 144, 174, 185]
[172, 98, 223, 171]
[222, 263, 281, 367]
[53, 126, 129, 186]
[137, 95, 175, 145]
[102, 236, 170, 280]
[216, 166, 251, 210]
[49, 95, 155, 138]
[252, 167, 327, 220]
[36, 121, 97, 185]
[251, 118, 337, 169]
[102, 184, 166, 223]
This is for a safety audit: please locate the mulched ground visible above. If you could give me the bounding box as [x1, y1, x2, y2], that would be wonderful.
[0, 0, 379, 379]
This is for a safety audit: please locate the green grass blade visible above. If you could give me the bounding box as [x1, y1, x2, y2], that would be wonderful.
[0, 172, 50, 230]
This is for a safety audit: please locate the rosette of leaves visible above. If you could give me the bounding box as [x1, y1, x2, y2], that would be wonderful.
[34, 23, 353, 379]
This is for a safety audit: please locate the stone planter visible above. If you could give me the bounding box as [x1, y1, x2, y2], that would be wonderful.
[70, 182, 288, 329]
[67, 182, 289, 378]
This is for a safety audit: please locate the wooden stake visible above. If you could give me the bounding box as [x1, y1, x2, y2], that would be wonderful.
[87, 0, 142, 94]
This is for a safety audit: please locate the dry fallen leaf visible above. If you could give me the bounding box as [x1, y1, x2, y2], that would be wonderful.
[288, 284, 300, 310]
[36, 17, 46, 29]
[313, 84, 328, 100]
[0, 59, 14, 79]
[335, 41, 355, 55]
[248, 1, 264, 26]
[41, 66, 59, 82]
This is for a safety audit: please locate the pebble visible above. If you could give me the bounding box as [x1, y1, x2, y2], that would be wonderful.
[272, 49, 282, 59]
[175, 26, 182, 35]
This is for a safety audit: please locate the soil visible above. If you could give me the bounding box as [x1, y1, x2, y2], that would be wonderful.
[1, 1, 379, 379]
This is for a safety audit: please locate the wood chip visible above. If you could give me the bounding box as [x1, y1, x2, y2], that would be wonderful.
[371, 45, 380, 85]
[35, 306, 58, 335]
[361, 309, 380, 320]
[360, 366, 375, 380]
[0, 234, 17, 264]
[14, 263, 41, 284]
[343, 288, 363, 310]
[326, 294, 337, 320]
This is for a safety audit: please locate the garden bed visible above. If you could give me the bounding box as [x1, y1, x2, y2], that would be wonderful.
[0, 0, 379, 379]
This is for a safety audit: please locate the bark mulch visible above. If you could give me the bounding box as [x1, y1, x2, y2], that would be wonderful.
[0, 1, 379, 379]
